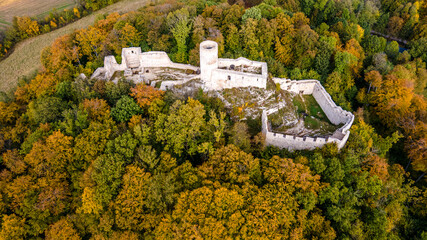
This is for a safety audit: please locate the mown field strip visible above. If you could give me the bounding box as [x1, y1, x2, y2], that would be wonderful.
[0, 0, 150, 93]
[0, 0, 75, 23]
[35, 3, 76, 18]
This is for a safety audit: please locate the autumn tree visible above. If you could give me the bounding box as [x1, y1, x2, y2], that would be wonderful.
[0, 214, 27, 240]
[15, 16, 40, 39]
[130, 84, 164, 110]
[2, 149, 26, 174]
[24, 130, 73, 178]
[45, 218, 81, 240]
[369, 65, 416, 128]
[114, 165, 156, 231]
[274, 13, 294, 66]
[154, 186, 245, 239]
[199, 144, 261, 186]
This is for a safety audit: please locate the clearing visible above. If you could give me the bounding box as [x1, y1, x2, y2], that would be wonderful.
[0, 0, 75, 31]
[0, 0, 150, 93]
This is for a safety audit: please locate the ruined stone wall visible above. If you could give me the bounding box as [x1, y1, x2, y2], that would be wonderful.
[217, 57, 267, 77]
[265, 78, 354, 150]
[312, 83, 353, 128]
[140, 52, 172, 67]
[262, 110, 351, 150]
[274, 78, 354, 128]
[273, 78, 317, 94]
[91, 41, 353, 150]
[209, 69, 267, 90]
[92, 49, 199, 80]
[103, 56, 125, 79]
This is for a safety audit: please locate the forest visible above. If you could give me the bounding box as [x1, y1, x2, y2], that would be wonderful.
[0, 0, 426, 239]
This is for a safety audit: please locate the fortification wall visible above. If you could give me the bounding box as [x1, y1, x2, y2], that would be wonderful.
[265, 78, 354, 150]
[209, 69, 267, 90]
[273, 78, 354, 129]
[262, 110, 350, 150]
[104, 56, 125, 79]
[273, 78, 317, 94]
[140, 52, 173, 67]
[217, 57, 268, 77]
[122, 47, 142, 68]
[312, 83, 353, 127]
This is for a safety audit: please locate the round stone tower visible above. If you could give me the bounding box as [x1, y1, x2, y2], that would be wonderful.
[199, 40, 218, 84]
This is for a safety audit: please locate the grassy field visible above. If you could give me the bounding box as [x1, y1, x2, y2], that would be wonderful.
[0, 0, 151, 93]
[0, 0, 75, 23]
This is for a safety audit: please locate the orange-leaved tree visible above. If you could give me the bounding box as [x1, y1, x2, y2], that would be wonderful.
[130, 84, 164, 109]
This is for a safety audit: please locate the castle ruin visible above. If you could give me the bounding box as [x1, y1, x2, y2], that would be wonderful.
[90, 40, 354, 151]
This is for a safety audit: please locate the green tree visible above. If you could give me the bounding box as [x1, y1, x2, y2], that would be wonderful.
[240, 18, 260, 60]
[385, 41, 400, 62]
[27, 96, 67, 124]
[242, 6, 262, 22]
[155, 98, 206, 156]
[229, 121, 251, 152]
[315, 36, 337, 79]
[111, 96, 142, 122]
[409, 37, 427, 62]
[167, 8, 192, 63]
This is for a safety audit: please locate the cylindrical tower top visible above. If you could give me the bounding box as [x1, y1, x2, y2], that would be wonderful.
[200, 40, 218, 52]
[200, 40, 218, 83]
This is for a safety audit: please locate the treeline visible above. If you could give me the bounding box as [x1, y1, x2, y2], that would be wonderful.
[0, 0, 120, 60]
[0, 0, 426, 239]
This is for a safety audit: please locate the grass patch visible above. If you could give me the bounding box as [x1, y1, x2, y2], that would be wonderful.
[0, 0, 75, 23]
[304, 95, 330, 123]
[155, 81, 162, 88]
[292, 94, 330, 123]
[292, 95, 305, 113]
[36, 3, 75, 18]
[304, 117, 320, 129]
[0, 19, 11, 25]
[270, 93, 340, 136]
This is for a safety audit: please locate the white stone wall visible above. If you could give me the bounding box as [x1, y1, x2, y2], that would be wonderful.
[262, 110, 351, 150]
[218, 57, 267, 78]
[209, 69, 267, 90]
[265, 78, 354, 150]
[273, 78, 317, 94]
[103, 56, 125, 79]
[122, 47, 142, 68]
[140, 52, 173, 67]
[312, 83, 353, 127]
[92, 49, 199, 80]
[273, 78, 354, 128]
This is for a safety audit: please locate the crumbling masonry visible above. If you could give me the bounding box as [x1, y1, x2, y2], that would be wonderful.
[90, 40, 354, 150]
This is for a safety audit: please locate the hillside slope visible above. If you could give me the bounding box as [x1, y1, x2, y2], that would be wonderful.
[0, 0, 150, 93]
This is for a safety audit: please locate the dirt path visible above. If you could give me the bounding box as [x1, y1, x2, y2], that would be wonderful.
[0, 0, 150, 93]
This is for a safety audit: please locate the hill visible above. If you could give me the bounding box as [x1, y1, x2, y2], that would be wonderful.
[0, 0, 150, 93]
